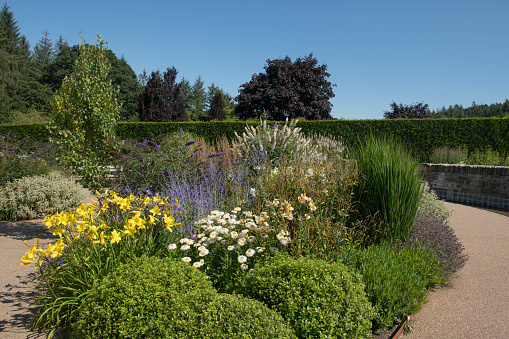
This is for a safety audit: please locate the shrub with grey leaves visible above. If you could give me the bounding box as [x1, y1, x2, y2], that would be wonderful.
[0, 171, 84, 221]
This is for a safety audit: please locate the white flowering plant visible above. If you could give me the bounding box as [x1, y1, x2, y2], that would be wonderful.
[167, 203, 294, 293]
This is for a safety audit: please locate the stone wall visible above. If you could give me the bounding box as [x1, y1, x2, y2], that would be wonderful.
[420, 163, 509, 210]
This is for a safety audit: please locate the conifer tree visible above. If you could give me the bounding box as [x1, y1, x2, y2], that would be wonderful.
[208, 92, 225, 121]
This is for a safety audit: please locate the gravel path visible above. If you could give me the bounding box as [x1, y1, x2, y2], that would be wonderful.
[406, 202, 509, 338]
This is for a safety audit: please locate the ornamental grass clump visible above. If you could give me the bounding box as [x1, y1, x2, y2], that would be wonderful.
[232, 118, 324, 166]
[21, 190, 183, 336]
[0, 171, 84, 221]
[351, 135, 423, 243]
[238, 253, 375, 339]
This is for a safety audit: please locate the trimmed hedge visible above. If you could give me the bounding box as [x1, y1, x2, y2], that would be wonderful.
[2, 118, 508, 161]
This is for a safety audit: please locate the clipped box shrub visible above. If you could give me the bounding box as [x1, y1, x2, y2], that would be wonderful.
[72, 256, 295, 339]
[197, 293, 296, 339]
[0, 171, 84, 221]
[237, 253, 375, 339]
[343, 243, 445, 329]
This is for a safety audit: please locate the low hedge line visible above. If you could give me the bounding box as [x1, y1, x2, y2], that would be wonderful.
[2, 118, 508, 161]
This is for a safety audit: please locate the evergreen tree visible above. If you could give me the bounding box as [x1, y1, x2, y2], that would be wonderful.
[0, 86, 12, 123]
[138, 67, 187, 122]
[0, 3, 30, 97]
[0, 3, 21, 55]
[186, 76, 207, 121]
[206, 83, 237, 120]
[54, 34, 68, 54]
[33, 29, 55, 78]
[208, 92, 225, 121]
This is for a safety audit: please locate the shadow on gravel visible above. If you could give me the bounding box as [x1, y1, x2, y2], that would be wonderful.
[0, 271, 41, 335]
[0, 219, 57, 242]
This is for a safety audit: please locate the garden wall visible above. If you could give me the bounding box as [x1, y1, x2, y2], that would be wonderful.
[420, 163, 509, 210]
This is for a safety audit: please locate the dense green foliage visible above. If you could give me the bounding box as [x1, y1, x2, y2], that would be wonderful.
[72, 256, 296, 339]
[42, 44, 142, 120]
[0, 132, 58, 186]
[238, 253, 375, 339]
[351, 136, 423, 243]
[343, 243, 445, 329]
[0, 171, 83, 221]
[429, 145, 509, 166]
[71, 256, 216, 338]
[431, 99, 509, 118]
[48, 35, 120, 189]
[3, 118, 509, 162]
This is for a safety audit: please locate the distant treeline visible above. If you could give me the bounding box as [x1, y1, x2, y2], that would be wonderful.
[430, 100, 509, 118]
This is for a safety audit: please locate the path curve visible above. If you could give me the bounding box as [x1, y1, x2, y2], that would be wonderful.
[406, 202, 509, 338]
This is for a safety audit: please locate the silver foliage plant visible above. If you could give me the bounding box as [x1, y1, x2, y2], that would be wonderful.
[0, 171, 85, 221]
[232, 118, 343, 165]
[418, 181, 453, 223]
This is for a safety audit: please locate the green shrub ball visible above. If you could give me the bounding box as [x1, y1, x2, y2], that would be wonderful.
[237, 253, 376, 339]
[72, 256, 296, 339]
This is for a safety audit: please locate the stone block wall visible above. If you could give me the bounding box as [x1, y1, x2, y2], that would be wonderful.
[420, 163, 509, 210]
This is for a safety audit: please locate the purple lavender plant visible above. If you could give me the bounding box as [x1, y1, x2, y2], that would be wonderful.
[405, 211, 468, 279]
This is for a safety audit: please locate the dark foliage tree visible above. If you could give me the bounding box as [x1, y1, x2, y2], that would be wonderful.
[138, 67, 187, 122]
[41, 45, 142, 120]
[383, 101, 430, 119]
[208, 92, 226, 121]
[430, 99, 509, 118]
[235, 53, 335, 120]
[207, 82, 237, 119]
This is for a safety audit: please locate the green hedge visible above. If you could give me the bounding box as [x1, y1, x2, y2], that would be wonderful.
[297, 118, 509, 160]
[2, 118, 508, 161]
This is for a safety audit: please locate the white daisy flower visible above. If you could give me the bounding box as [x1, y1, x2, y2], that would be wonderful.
[238, 255, 247, 263]
[192, 262, 202, 268]
[246, 248, 255, 257]
[180, 244, 190, 251]
[256, 246, 264, 253]
[237, 238, 247, 246]
[240, 263, 249, 270]
[247, 235, 256, 243]
[227, 245, 236, 251]
[168, 244, 177, 250]
[230, 231, 239, 239]
[199, 248, 209, 256]
[182, 257, 192, 263]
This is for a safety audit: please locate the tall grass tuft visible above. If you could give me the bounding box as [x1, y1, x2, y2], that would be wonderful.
[351, 135, 423, 243]
[429, 145, 468, 164]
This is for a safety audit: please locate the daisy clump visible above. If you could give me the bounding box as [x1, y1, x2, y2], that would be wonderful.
[167, 204, 294, 292]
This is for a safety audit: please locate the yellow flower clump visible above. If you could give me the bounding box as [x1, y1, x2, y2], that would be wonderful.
[21, 190, 181, 266]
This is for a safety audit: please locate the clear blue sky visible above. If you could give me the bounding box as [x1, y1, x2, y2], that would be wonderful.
[9, 0, 509, 119]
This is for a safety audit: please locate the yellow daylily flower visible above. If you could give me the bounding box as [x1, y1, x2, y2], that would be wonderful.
[110, 230, 122, 244]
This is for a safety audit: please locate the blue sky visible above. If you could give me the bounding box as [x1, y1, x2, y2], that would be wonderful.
[9, 0, 509, 119]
